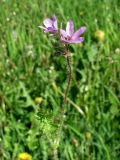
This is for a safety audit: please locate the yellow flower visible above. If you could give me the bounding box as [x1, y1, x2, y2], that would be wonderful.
[18, 152, 32, 160]
[95, 30, 105, 41]
[35, 97, 43, 104]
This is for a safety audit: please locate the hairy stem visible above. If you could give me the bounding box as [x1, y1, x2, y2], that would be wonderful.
[53, 49, 72, 159]
[64, 54, 72, 105]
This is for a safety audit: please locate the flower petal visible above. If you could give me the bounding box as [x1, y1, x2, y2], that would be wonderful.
[72, 27, 86, 40]
[53, 16, 58, 29]
[43, 18, 53, 28]
[66, 21, 74, 36]
[44, 27, 57, 33]
[70, 37, 84, 43]
[53, 15, 57, 21]
[60, 38, 70, 43]
[60, 29, 68, 37]
[61, 37, 84, 44]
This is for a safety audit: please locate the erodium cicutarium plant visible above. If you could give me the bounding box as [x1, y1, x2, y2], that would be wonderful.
[39, 15, 86, 106]
[39, 15, 86, 159]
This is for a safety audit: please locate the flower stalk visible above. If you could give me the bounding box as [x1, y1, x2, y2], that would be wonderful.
[64, 49, 72, 105]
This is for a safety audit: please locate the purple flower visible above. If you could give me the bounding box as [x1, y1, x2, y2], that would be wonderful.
[39, 16, 58, 33]
[60, 21, 86, 44]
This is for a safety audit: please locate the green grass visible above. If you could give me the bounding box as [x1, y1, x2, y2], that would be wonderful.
[0, 0, 120, 159]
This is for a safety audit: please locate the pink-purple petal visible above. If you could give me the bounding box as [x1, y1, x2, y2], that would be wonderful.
[71, 37, 84, 43]
[53, 15, 57, 21]
[60, 29, 68, 37]
[43, 18, 53, 28]
[61, 38, 71, 43]
[61, 37, 84, 44]
[66, 21, 74, 36]
[72, 27, 86, 40]
[44, 27, 56, 33]
[52, 16, 58, 29]
[53, 20, 58, 29]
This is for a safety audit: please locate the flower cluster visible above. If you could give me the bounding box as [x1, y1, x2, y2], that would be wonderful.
[39, 15, 86, 44]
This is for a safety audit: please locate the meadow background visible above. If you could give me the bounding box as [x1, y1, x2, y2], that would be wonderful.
[0, 0, 120, 159]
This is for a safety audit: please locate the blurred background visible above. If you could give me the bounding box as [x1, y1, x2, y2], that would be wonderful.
[0, 0, 120, 159]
